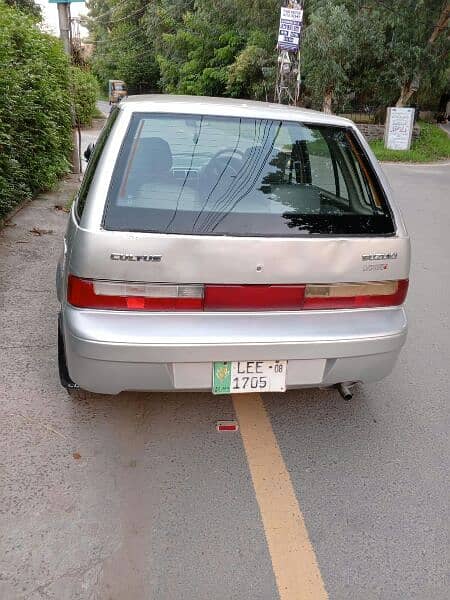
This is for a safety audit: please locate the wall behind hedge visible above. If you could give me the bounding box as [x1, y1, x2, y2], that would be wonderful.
[0, 1, 72, 220]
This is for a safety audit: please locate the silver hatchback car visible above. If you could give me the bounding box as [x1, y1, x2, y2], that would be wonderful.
[56, 95, 410, 397]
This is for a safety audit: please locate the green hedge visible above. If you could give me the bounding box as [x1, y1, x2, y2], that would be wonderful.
[0, 2, 72, 220]
[71, 66, 100, 127]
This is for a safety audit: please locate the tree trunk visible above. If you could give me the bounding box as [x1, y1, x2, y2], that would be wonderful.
[323, 88, 333, 114]
[429, 2, 450, 44]
[395, 3, 449, 106]
[396, 83, 417, 107]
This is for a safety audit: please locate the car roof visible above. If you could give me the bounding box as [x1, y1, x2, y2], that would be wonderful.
[119, 94, 353, 127]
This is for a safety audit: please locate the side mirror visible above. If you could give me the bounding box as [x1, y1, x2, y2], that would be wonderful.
[84, 143, 94, 161]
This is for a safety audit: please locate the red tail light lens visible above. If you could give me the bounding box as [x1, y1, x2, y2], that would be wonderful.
[67, 275, 203, 311]
[204, 285, 306, 310]
[67, 276, 408, 311]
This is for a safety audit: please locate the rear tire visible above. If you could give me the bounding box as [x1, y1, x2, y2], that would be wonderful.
[58, 314, 85, 399]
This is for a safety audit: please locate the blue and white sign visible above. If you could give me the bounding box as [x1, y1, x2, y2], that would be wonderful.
[277, 7, 303, 51]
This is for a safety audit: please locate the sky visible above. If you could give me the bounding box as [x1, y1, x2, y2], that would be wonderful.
[36, 0, 88, 37]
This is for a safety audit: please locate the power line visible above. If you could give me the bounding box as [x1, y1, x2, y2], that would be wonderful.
[107, 1, 152, 25]
[86, 0, 152, 28]
[95, 40, 151, 58]
[88, 0, 132, 22]
[92, 45, 155, 69]
[86, 28, 149, 45]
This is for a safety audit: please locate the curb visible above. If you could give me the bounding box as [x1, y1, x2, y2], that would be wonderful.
[91, 116, 107, 128]
[381, 160, 450, 167]
[0, 173, 81, 232]
[0, 195, 34, 231]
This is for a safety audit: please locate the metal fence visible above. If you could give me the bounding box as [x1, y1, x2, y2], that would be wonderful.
[338, 105, 385, 124]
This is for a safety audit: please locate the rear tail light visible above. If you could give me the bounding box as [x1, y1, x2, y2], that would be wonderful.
[67, 275, 203, 310]
[303, 280, 409, 309]
[67, 275, 408, 311]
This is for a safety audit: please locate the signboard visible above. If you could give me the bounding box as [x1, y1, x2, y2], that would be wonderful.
[277, 7, 303, 52]
[384, 107, 415, 151]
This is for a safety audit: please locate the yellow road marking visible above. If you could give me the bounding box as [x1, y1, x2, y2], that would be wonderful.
[233, 393, 328, 600]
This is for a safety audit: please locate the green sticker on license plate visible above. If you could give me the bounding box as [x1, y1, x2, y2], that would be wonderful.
[213, 361, 232, 395]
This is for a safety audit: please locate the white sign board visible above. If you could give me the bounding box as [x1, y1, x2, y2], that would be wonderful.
[278, 7, 303, 51]
[385, 107, 415, 151]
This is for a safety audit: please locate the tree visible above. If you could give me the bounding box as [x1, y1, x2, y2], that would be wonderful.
[227, 36, 272, 99]
[84, 0, 449, 111]
[85, 0, 159, 92]
[302, 2, 357, 112]
[387, 1, 450, 106]
[4, 0, 41, 18]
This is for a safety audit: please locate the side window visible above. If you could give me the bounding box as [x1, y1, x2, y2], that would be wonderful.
[75, 108, 119, 221]
[338, 167, 349, 200]
[306, 133, 349, 202]
[334, 130, 382, 210]
[347, 150, 376, 208]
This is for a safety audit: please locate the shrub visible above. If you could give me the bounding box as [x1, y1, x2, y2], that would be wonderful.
[70, 66, 100, 127]
[0, 1, 72, 220]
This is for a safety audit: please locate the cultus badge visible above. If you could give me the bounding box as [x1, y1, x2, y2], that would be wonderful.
[110, 253, 162, 262]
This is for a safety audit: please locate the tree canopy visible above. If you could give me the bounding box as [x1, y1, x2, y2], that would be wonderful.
[4, 0, 41, 19]
[85, 0, 450, 111]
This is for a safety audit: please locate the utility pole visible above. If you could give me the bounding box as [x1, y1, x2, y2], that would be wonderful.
[57, 2, 71, 54]
[275, 1, 303, 105]
[57, 1, 80, 174]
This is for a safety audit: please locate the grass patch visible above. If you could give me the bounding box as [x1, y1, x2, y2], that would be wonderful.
[370, 121, 450, 162]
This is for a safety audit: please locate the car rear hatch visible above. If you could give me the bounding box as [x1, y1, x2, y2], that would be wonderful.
[68, 111, 409, 306]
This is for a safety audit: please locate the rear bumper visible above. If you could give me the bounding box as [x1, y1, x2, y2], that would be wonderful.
[62, 306, 407, 394]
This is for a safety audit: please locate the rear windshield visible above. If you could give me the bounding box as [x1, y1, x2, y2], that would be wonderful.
[103, 113, 394, 236]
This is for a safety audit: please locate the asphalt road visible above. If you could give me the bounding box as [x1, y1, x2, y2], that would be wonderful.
[440, 122, 450, 136]
[0, 126, 448, 599]
[97, 100, 110, 116]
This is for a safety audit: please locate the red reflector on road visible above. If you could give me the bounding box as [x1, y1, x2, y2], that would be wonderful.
[216, 420, 239, 432]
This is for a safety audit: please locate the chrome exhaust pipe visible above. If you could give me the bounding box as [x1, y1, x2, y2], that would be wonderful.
[336, 383, 353, 401]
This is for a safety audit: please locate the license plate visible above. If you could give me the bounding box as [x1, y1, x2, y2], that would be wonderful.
[212, 360, 287, 395]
